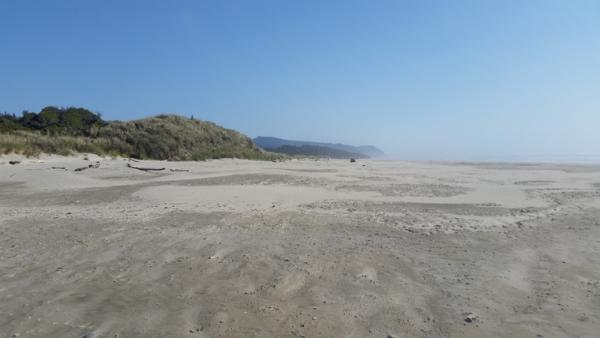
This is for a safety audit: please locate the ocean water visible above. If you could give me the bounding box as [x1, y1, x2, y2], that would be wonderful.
[467, 155, 600, 164]
[387, 154, 600, 165]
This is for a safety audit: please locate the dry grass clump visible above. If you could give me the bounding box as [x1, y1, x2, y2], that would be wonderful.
[0, 131, 114, 157]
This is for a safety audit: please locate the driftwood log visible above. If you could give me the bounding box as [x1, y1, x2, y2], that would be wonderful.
[169, 168, 190, 172]
[74, 162, 100, 172]
[127, 163, 165, 171]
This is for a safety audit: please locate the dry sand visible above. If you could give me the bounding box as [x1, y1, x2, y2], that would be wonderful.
[1, 155, 599, 338]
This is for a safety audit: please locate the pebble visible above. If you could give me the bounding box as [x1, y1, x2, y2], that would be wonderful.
[464, 312, 478, 323]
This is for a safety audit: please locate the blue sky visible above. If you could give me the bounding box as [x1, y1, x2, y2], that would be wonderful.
[1, 0, 599, 160]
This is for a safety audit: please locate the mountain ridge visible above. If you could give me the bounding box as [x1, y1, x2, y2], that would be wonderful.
[254, 136, 385, 158]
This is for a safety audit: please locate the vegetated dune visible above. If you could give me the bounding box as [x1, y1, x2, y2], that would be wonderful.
[0, 107, 281, 161]
[90, 115, 271, 160]
[1, 156, 600, 338]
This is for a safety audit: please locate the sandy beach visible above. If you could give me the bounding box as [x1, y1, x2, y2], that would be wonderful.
[1, 155, 599, 338]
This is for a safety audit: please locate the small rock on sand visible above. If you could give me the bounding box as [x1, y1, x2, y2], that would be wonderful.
[464, 312, 478, 323]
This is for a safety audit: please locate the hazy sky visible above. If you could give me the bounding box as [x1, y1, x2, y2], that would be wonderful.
[1, 0, 599, 160]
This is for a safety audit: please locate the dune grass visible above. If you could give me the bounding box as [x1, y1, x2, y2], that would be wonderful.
[0, 131, 115, 157]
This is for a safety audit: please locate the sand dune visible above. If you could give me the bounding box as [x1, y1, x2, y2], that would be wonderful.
[1, 155, 599, 337]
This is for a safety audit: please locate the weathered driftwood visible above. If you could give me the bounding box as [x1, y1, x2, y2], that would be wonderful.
[51, 166, 67, 170]
[74, 162, 100, 172]
[127, 163, 165, 171]
[9, 160, 21, 165]
[169, 168, 190, 172]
